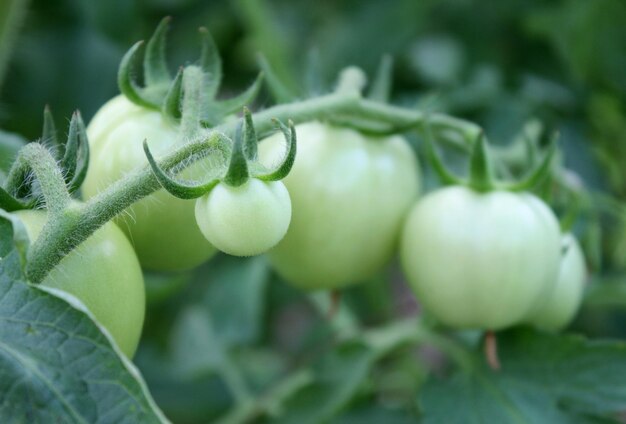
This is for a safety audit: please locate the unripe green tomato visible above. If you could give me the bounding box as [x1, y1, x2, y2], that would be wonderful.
[194, 179, 291, 256]
[529, 234, 587, 331]
[259, 121, 419, 290]
[15, 209, 145, 358]
[400, 186, 561, 330]
[82, 95, 217, 271]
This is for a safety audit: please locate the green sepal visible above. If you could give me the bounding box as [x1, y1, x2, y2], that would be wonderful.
[468, 133, 495, 192]
[242, 107, 257, 160]
[421, 122, 463, 186]
[144, 16, 171, 87]
[223, 122, 250, 187]
[257, 54, 298, 103]
[63, 111, 90, 193]
[0, 186, 32, 212]
[162, 67, 184, 121]
[143, 140, 220, 199]
[368, 55, 393, 103]
[118, 41, 160, 110]
[198, 27, 222, 100]
[202, 73, 264, 126]
[502, 140, 557, 192]
[255, 119, 297, 182]
[42, 105, 58, 147]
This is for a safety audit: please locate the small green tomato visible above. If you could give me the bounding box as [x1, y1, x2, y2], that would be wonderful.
[529, 234, 587, 331]
[194, 179, 291, 257]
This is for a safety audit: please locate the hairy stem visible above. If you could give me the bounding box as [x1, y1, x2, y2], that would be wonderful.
[6, 143, 71, 215]
[25, 133, 227, 283]
[24, 93, 479, 282]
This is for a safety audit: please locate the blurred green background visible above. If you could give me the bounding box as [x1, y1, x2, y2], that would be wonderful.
[2, 0, 626, 422]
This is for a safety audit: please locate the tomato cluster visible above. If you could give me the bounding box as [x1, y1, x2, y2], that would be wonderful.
[400, 186, 586, 330]
[83, 95, 218, 271]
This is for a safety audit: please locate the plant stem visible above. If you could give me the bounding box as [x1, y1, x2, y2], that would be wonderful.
[25, 133, 227, 283]
[24, 93, 479, 282]
[219, 91, 362, 137]
[6, 143, 71, 215]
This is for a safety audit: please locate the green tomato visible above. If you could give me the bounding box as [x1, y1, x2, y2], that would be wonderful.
[15, 209, 145, 358]
[194, 179, 291, 257]
[400, 186, 561, 330]
[529, 234, 587, 331]
[82, 95, 217, 271]
[259, 121, 419, 290]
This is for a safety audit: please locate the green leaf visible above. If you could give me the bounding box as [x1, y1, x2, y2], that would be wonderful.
[168, 257, 269, 396]
[419, 328, 626, 423]
[0, 215, 168, 423]
[273, 341, 376, 424]
[202, 256, 269, 347]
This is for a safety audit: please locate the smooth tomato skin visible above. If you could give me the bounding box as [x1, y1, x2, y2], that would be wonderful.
[194, 179, 291, 256]
[82, 95, 217, 271]
[400, 186, 561, 330]
[15, 209, 145, 358]
[259, 121, 419, 290]
[529, 234, 587, 331]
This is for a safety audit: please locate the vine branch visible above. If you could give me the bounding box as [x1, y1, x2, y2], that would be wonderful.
[22, 93, 480, 283]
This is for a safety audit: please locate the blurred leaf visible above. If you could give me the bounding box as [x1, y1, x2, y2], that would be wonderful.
[271, 341, 375, 424]
[0, 0, 28, 91]
[202, 255, 270, 347]
[144, 270, 192, 305]
[409, 35, 464, 87]
[527, 0, 626, 95]
[419, 328, 626, 423]
[336, 405, 416, 424]
[0, 128, 25, 177]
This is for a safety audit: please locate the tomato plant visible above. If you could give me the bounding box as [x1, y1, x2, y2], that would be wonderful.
[82, 95, 218, 271]
[2, 6, 626, 424]
[259, 121, 419, 290]
[14, 209, 145, 358]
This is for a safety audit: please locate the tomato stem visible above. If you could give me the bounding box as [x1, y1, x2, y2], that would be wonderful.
[327, 290, 342, 320]
[5, 143, 71, 215]
[24, 92, 480, 283]
[484, 330, 501, 371]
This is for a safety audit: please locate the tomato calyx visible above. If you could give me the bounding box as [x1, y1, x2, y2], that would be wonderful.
[424, 122, 557, 193]
[144, 108, 296, 198]
[0, 108, 89, 212]
[118, 17, 263, 128]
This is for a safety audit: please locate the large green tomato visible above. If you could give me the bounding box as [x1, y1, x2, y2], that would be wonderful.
[529, 234, 587, 331]
[259, 121, 419, 290]
[400, 186, 561, 330]
[82, 95, 217, 271]
[15, 209, 145, 358]
[195, 179, 291, 257]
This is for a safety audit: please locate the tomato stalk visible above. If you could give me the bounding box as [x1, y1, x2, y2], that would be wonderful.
[5, 143, 71, 215]
[22, 92, 479, 283]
